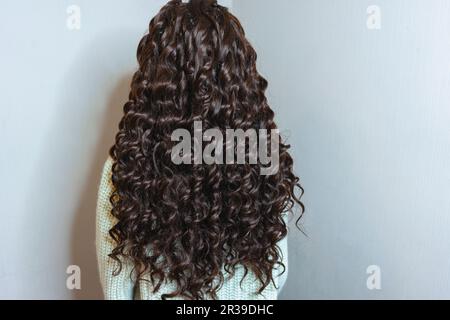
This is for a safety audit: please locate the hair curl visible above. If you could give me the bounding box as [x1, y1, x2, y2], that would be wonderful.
[108, 0, 304, 300]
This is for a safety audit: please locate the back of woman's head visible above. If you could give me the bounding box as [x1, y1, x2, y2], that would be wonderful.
[109, 0, 304, 299]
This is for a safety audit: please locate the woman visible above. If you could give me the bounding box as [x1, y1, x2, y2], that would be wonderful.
[96, 0, 303, 300]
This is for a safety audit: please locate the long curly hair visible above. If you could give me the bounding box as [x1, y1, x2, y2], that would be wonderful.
[108, 0, 304, 300]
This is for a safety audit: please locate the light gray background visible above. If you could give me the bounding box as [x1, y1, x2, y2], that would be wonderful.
[234, 0, 450, 299]
[0, 0, 449, 299]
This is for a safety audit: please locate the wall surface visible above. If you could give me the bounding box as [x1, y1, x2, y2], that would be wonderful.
[233, 0, 450, 299]
[2, 0, 449, 300]
[0, 0, 231, 300]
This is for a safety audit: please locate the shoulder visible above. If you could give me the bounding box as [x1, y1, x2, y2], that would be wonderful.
[96, 155, 117, 232]
[102, 155, 114, 176]
[97, 155, 115, 200]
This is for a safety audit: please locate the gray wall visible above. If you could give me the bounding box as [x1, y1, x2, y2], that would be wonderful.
[0, 0, 230, 299]
[233, 0, 450, 299]
[1, 0, 449, 300]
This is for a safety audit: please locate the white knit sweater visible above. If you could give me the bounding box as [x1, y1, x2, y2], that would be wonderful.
[96, 156, 288, 300]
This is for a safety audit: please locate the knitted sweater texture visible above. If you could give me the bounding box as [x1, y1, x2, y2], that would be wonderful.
[96, 156, 288, 300]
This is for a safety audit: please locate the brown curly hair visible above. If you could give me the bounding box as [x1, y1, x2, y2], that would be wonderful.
[108, 0, 304, 300]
